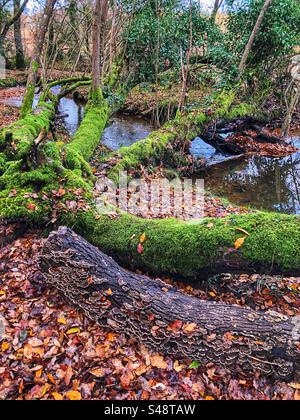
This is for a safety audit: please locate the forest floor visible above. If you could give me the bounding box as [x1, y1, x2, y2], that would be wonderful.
[0, 225, 299, 401]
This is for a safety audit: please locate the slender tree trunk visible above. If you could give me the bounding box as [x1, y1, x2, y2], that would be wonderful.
[282, 84, 300, 137]
[211, 0, 223, 23]
[39, 227, 300, 380]
[108, 0, 118, 74]
[100, 0, 109, 82]
[91, 0, 102, 94]
[238, 0, 273, 74]
[14, 0, 25, 69]
[0, 0, 29, 47]
[91, 0, 109, 94]
[20, 0, 57, 117]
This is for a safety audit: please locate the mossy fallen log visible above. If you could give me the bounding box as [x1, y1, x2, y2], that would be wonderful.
[106, 92, 255, 182]
[0, 88, 109, 223]
[39, 227, 300, 380]
[0, 93, 57, 161]
[62, 209, 300, 280]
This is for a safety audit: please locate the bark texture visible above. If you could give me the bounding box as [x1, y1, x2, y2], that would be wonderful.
[39, 227, 300, 380]
[13, 0, 25, 69]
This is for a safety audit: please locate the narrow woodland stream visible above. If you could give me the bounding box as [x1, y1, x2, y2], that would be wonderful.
[2, 89, 300, 215]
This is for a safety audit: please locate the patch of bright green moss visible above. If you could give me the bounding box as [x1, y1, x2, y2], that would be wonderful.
[62, 209, 300, 279]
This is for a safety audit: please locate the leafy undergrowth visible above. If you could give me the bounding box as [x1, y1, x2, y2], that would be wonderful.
[0, 227, 299, 400]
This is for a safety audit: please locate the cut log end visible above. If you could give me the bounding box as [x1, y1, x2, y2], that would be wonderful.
[39, 227, 300, 381]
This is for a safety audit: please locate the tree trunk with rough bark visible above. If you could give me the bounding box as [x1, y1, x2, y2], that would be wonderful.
[238, 0, 273, 74]
[91, 0, 102, 94]
[39, 227, 300, 380]
[21, 0, 57, 117]
[13, 0, 25, 69]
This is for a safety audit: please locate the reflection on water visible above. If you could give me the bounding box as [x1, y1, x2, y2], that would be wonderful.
[190, 136, 231, 164]
[58, 97, 84, 135]
[0, 86, 85, 136]
[203, 138, 300, 214]
[101, 113, 155, 150]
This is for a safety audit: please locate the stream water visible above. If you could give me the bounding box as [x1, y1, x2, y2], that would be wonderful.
[201, 137, 300, 215]
[1, 88, 300, 215]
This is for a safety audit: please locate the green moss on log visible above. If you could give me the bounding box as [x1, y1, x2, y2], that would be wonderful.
[62, 209, 300, 279]
[0, 89, 108, 223]
[107, 91, 251, 183]
[66, 89, 109, 162]
[0, 98, 57, 160]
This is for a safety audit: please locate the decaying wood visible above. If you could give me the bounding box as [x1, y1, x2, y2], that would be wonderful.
[39, 227, 300, 380]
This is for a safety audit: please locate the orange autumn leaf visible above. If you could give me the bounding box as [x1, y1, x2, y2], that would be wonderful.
[183, 323, 197, 334]
[173, 360, 185, 372]
[150, 354, 168, 369]
[52, 392, 64, 401]
[57, 318, 67, 325]
[48, 373, 56, 385]
[120, 370, 134, 388]
[235, 237, 246, 250]
[90, 367, 107, 378]
[65, 390, 82, 401]
[64, 366, 74, 386]
[106, 332, 115, 342]
[23, 343, 33, 359]
[105, 288, 113, 296]
[1, 342, 9, 352]
[140, 233, 146, 244]
[35, 368, 43, 379]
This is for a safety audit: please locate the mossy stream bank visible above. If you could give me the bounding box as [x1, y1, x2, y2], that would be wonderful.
[0, 87, 299, 281]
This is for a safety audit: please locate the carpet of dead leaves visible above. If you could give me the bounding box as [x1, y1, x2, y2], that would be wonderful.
[0, 227, 299, 401]
[225, 133, 298, 157]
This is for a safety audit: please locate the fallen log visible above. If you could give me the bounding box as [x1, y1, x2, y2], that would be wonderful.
[106, 91, 254, 182]
[39, 227, 300, 380]
[62, 209, 300, 280]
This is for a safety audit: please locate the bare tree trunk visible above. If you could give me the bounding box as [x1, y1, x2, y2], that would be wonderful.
[0, 0, 29, 46]
[238, 0, 273, 74]
[91, 0, 102, 94]
[282, 57, 300, 136]
[178, 1, 193, 112]
[100, 0, 109, 82]
[211, 0, 224, 22]
[39, 227, 300, 380]
[20, 0, 57, 117]
[13, 0, 25, 69]
[282, 84, 300, 137]
[108, 0, 118, 74]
